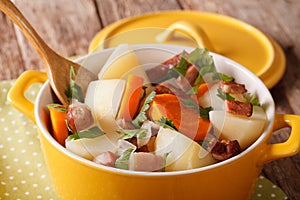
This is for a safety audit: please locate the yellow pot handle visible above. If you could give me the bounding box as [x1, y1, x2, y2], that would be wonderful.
[156, 20, 215, 52]
[7, 70, 48, 122]
[262, 114, 300, 163]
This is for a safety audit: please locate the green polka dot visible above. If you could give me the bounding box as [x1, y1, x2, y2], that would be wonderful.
[0, 80, 58, 199]
[250, 176, 287, 200]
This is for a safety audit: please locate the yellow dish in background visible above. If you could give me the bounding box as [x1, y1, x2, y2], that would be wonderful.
[88, 11, 285, 88]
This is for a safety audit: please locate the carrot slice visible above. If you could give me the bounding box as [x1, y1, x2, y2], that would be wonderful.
[117, 75, 144, 121]
[148, 94, 210, 141]
[47, 104, 68, 146]
[196, 83, 209, 98]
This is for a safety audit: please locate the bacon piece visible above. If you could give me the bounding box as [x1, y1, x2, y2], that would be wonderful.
[225, 100, 252, 117]
[184, 64, 199, 85]
[93, 151, 119, 167]
[128, 136, 157, 152]
[219, 81, 247, 94]
[207, 138, 242, 161]
[146, 53, 184, 83]
[67, 101, 94, 133]
[129, 152, 164, 172]
[176, 64, 199, 92]
[155, 83, 175, 95]
[138, 136, 156, 152]
[155, 82, 187, 97]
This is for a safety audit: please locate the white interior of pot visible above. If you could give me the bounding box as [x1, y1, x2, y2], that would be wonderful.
[35, 44, 275, 176]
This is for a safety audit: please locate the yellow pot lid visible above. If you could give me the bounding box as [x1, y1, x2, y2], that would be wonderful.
[88, 11, 285, 88]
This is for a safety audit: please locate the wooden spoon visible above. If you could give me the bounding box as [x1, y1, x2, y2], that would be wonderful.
[0, 0, 97, 105]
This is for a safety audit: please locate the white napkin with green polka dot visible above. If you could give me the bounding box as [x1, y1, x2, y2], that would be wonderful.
[0, 79, 287, 200]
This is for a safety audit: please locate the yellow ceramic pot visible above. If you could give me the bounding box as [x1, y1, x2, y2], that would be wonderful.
[8, 44, 300, 200]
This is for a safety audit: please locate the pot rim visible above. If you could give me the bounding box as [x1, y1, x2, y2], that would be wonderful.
[35, 44, 275, 177]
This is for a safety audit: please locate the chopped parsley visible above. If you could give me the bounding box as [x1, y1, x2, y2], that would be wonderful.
[47, 104, 67, 112]
[180, 98, 213, 120]
[180, 98, 199, 111]
[198, 106, 213, 120]
[172, 53, 188, 76]
[188, 48, 217, 83]
[186, 85, 199, 95]
[115, 148, 134, 170]
[162, 152, 171, 172]
[66, 126, 105, 141]
[188, 48, 214, 69]
[220, 73, 235, 82]
[217, 89, 235, 101]
[250, 95, 260, 106]
[65, 66, 84, 103]
[243, 94, 260, 106]
[132, 91, 156, 127]
[157, 116, 178, 131]
[117, 129, 148, 140]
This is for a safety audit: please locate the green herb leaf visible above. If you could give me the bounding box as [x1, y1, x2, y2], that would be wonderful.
[249, 94, 260, 106]
[220, 73, 235, 82]
[186, 85, 199, 95]
[117, 129, 148, 140]
[188, 48, 213, 67]
[66, 132, 80, 141]
[132, 91, 156, 127]
[162, 152, 171, 172]
[115, 148, 134, 170]
[188, 48, 218, 83]
[77, 126, 105, 138]
[157, 116, 178, 131]
[199, 64, 216, 75]
[172, 53, 188, 76]
[217, 89, 235, 101]
[180, 99, 213, 120]
[194, 73, 203, 86]
[65, 66, 84, 103]
[180, 98, 199, 110]
[47, 104, 67, 112]
[211, 73, 235, 82]
[154, 69, 178, 84]
[66, 126, 105, 141]
[199, 106, 213, 120]
[137, 130, 147, 139]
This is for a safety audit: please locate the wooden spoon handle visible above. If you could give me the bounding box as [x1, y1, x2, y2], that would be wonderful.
[0, 0, 57, 67]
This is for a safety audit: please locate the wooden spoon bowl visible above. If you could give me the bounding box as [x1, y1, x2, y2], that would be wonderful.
[0, 0, 97, 105]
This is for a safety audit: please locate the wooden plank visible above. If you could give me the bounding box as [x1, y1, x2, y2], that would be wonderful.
[8, 0, 101, 78]
[0, 11, 25, 80]
[95, 0, 181, 26]
[273, 50, 300, 115]
[257, 0, 300, 58]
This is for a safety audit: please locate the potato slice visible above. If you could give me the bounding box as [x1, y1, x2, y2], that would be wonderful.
[98, 44, 144, 80]
[209, 106, 267, 149]
[155, 127, 215, 171]
[198, 83, 224, 110]
[66, 135, 118, 160]
[85, 79, 126, 140]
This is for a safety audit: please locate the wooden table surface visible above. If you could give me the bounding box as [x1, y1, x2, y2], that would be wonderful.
[0, 0, 299, 199]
